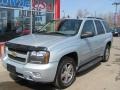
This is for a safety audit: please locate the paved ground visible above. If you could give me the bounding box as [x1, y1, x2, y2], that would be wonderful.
[0, 37, 120, 90]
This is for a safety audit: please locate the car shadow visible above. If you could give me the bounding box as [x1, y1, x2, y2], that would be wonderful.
[0, 74, 61, 90]
[76, 62, 101, 77]
[0, 62, 101, 90]
[0, 80, 62, 90]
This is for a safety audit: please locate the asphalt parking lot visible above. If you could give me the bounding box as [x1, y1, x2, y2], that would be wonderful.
[0, 37, 120, 90]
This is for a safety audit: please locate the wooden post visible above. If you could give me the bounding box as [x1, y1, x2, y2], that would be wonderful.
[0, 42, 5, 59]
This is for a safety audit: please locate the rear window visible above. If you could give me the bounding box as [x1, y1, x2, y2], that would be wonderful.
[95, 20, 105, 35]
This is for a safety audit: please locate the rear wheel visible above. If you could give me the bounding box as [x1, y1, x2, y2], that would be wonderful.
[102, 45, 110, 62]
[54, 57, 76, 89]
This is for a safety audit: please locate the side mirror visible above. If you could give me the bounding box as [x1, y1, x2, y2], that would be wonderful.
[81, 32, 94, 39]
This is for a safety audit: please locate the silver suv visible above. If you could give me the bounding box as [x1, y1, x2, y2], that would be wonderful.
[2, 17, 113, 89]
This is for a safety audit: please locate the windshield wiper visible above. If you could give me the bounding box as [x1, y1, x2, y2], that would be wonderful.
[34, 31, 66, 36]
[48, 32, 65, 35]
[34, 30, 47, 33]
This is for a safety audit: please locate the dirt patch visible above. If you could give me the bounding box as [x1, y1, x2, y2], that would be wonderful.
[114, 54, 120, 56]
[113, 58, 120, 81]
[112, 46, 120, 50]
[105, 64, 111, 67]
[115, 72, 120, 81]
[112, 58, 120, 65]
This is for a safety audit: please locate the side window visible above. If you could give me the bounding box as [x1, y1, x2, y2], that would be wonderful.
[95, 20, 105, 35]
[81, 20, 96, 35]
[102, 21, 110, 33]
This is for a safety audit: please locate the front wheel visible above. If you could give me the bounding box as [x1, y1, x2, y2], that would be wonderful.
[54, 57, 76, 89]
[102, 45, 110, 62]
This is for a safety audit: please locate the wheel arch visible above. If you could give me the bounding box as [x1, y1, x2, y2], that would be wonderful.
[59, 52, 78, 66]
[106, 41, 112, 47]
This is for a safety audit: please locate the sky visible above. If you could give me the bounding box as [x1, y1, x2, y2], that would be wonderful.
[60, 0, 120, 18]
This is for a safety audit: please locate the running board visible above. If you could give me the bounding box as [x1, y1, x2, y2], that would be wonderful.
[77, 57, 102, 72]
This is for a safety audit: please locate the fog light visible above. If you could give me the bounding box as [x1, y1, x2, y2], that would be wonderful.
[32, 72, 41, 78]
[24, 71, 33, 81]
[24, 75, 33, 81]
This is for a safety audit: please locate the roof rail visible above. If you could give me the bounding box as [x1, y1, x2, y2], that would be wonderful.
[86, 17, 103, 20]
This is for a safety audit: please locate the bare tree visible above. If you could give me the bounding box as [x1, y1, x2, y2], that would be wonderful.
[98, 12, 114, 27]
[77, 9, 83, 18]
[76, 9, 90, 18]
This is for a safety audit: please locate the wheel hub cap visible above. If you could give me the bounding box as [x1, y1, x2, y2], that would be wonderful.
[61, 63, 74, 84]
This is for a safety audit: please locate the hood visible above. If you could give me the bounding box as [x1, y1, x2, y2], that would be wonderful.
[9, 34, 68, 48]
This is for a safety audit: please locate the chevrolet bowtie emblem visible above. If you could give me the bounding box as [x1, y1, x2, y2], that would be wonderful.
[11, 52, 17, 57]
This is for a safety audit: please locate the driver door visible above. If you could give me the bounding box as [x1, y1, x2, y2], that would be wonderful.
[79, 20, 98, 65]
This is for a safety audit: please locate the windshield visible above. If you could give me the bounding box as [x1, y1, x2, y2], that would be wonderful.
[33, 19, 82, 36]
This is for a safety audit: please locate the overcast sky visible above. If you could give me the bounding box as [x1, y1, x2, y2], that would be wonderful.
[61, 0, 120, 18]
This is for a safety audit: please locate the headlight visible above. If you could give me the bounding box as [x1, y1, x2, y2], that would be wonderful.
[29, 51, 50, 64]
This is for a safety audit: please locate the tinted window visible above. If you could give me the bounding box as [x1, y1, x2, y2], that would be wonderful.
[102, 21, 110, 33]
[58, 20, 82, 35]
[95, 20, 105, 34]
[81, 20, 96, 35]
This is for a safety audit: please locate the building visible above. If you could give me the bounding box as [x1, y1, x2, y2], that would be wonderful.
[0, 0, 60, 57]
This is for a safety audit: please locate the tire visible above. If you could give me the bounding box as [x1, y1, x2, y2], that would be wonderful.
[102, 44, 110, 62]
[54, 57, 76, 89]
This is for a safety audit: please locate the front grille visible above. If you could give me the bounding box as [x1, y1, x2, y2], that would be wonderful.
[5, 42, 47, 63]
[8, 54, 26, 63]
[5, 42, 28, 63]
[8, 48, 27, 54]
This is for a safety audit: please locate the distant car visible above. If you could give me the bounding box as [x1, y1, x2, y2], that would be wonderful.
[16, 27, 22, 34]
[112, 28, 120, 37]
[116, 28, 120, 36]
[21, 29, 30, 35]
[16, 27, 30, 35]
[111, 29, 119, 36]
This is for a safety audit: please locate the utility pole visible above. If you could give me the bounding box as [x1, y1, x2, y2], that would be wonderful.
[94, 11, 96, 17]
[62, 10, 65, 18]
[30, 0, 33, 34]
[112, 2, 120, 28]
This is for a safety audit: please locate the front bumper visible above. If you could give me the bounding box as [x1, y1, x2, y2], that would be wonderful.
[2, 57, 58, 83]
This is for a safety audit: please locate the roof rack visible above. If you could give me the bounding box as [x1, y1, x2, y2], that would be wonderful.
[86, 17, 103, 20]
